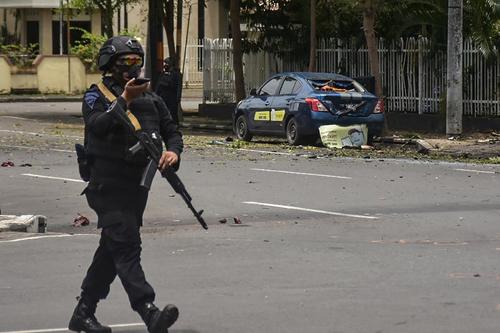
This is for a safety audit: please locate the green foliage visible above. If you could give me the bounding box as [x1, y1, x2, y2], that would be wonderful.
[0, 44, 38, 68]
[239, 0, 499, 60]
[70, 28, 106, 72]
[70, 0, 141, 37]
[388, 0, 500, 56]
[70, 28, 142, 72]
[240, 0, 309, 57]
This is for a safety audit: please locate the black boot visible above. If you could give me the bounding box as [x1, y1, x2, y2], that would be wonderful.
[136, 302, 179, 333]
[68, 298, 111, 333]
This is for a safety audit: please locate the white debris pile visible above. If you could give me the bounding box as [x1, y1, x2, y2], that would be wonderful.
[319, 124, 368, 149]
[0, 215, 47, 233]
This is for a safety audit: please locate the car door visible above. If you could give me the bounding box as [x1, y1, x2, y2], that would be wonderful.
[248, 76, 281, 131]
[269, 76, 302, 133]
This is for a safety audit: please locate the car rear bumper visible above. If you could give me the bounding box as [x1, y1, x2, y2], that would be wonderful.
[308, 112, 385, 137]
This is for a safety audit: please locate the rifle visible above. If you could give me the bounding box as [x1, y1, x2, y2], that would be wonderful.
[114, 107, 208, 230]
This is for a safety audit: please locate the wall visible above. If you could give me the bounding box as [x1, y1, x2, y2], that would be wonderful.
[35, 55, 86, 93]
[86, 73, 102, 88]
[0, 56, 12, 94]
[11, 72, 37, 91]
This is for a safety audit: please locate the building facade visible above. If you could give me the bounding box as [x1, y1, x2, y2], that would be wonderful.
[0, 0, 229, 56]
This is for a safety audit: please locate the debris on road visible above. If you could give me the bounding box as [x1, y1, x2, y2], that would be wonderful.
[218, 218, 227, 224]
[319, 124, 368, 149]
[0, 215, 47, 233]
[73, 213, 90, 227]
[233, 217, 242, 224]
[415, 139, 435, 154]
[1, 161, 14, 167]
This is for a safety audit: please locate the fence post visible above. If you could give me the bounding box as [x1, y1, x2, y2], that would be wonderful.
[418, 37, 424, 114]
[202, 38, 211, 103]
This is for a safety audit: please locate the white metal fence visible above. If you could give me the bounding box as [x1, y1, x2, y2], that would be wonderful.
[202, 38, 280, 103]
[195, 37, 500, 116]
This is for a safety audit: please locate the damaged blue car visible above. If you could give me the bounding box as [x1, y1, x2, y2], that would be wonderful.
[233, 72, 385, 145]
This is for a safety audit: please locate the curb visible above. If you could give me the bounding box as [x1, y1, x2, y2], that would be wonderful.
[0, 215, 47, 233]
[0, 96, 82, 103]
[180, 122, 232, 131]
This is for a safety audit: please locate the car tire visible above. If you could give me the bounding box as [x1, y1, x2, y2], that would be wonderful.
[286, 117, 303, 145]
[235, 115, 253, 141]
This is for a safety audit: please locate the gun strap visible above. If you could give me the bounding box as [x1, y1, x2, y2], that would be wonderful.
[96, 81, 142, 132]
[97, 81, 117, 103]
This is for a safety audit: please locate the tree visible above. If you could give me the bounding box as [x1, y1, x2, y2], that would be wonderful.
[230, 0, 246, 101]
[308, 0, 317, 72]
[361, 0, 383, 97]
[162, 0, 176, 65]
[71, 0, 139, 37]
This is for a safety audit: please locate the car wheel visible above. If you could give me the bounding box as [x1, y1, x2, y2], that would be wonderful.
[286, 117, 303, 145]
[235, 115, 253, 141]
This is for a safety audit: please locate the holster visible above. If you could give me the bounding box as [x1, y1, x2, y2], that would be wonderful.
[75, 143, 91, 182]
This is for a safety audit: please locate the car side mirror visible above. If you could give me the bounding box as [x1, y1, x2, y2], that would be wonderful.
[250, 88, 257, 96]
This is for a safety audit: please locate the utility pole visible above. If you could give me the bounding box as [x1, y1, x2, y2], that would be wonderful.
[446, 0, 463, 135]
[59, 0, 63, 55]
[146, 0, 164, 88]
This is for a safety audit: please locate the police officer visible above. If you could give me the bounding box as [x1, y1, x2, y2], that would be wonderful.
[69, 36, 183, 333]
[155, 57, 182, 125]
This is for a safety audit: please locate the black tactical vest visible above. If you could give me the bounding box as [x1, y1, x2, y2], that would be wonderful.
[86, 79, 163, 187]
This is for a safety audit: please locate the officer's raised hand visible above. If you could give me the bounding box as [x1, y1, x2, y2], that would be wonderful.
[158, 151, 178, 171]
[121, 78, 149, 104]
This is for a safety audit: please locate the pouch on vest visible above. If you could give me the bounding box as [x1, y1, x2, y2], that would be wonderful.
[75, 143, 91, 182]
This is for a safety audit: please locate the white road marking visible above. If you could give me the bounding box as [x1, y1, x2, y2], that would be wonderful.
[237, 148, 295, 156]
[251, 168, 352, 179]
[0, 129, 83, 139]
[454, 168, 496, 174]
[0, 234, 96, 244]
[243, 201, 378, 220]
[0, 144, 74, 153]
[0, 322, 143, 333]
[21, 173, 85, 183]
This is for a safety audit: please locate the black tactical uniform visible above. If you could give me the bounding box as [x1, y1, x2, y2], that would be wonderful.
[69, 36, 182, 333]
[155, 58, 181, 125]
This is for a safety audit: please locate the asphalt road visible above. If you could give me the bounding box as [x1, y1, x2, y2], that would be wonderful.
[1, 103, 500, 333]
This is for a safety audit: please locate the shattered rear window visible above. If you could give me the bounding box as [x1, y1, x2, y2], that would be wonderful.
[308, 79, 365, 93]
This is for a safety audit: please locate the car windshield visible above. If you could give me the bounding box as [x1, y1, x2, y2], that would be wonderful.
[308, 79, 365, 93]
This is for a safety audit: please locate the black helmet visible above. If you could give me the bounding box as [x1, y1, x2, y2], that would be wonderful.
[98, 36, 144, 71]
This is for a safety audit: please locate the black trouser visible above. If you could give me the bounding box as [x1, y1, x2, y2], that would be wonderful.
[80, 185, 155, 311]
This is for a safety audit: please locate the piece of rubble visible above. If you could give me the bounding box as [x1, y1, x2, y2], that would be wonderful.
[73, 214, 90, 227]
[415, 139, 435, 154]
[233, 217, 242, 224]
[218, 218, 227, 224]
[0, 215, 47, 233]
[1, 161, 14, 167]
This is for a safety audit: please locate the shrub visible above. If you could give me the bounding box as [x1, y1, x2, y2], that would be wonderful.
[70, 28, 107, 72]
[0, 44, 38, 68]
[70, 28, 143, 72]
